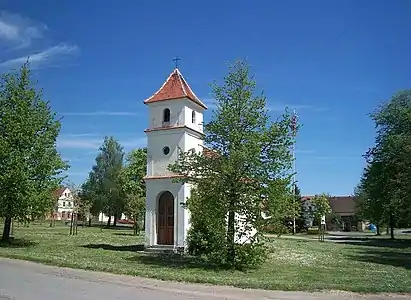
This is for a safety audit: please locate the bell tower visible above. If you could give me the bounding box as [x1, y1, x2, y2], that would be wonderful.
[143, 67, 207, 249]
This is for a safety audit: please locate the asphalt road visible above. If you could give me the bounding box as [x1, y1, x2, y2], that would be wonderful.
[0, 258, 408, 300]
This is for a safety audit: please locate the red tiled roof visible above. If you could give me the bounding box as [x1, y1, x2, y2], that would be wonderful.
[144, 68, 207, 109]
[53, 187, 66, 198]
[144, 125, 204, 136]
[144, 174, 185, 180]
[202, 146, 220, 159]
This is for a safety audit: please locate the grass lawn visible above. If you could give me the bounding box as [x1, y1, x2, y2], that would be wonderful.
[0, 223, 410, 293]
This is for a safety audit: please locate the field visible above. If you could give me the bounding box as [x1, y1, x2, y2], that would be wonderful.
[0, 222, 410, 293]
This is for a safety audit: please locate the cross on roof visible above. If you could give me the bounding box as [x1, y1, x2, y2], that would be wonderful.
[172, 57, 181, 69]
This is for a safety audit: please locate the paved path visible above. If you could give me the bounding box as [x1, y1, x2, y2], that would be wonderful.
[0, 258, 408, 300]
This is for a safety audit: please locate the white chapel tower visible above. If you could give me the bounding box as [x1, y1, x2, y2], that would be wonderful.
[143, 67, 207, 250]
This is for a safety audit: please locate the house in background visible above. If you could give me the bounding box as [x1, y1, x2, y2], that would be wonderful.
[301, 195, 363, 231]
[52, 187, 74, 221]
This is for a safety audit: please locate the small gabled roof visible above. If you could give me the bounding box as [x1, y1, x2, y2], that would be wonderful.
[144, 68, 207, 109]
[53, 187, 67, 198]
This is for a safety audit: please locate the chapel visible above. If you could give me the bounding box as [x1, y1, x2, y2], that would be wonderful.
[143, 67, 208, 250]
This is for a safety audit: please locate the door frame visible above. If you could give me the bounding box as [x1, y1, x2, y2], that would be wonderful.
[156, 191, 174, 245]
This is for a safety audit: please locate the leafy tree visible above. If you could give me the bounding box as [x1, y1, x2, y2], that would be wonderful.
[121, 148, 147, 235]
[124, 193, 145, 235]
[354, 178, 384, 235]
[293, 185, 308, 232]
[84, 136, 124, 227]
[310, 193, 332, 223]
[169, 60, 296, 269]
[359, 90, 411, 239]
[0, 62, 68, 241]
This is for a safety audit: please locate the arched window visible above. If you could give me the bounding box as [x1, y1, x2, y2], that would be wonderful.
[191, 110, 196, 124]
[163, 108, 170, 123]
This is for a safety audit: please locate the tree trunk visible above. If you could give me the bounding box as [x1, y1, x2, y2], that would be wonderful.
[226, 203, 236, 266]
[2, 217, 12, 242]
[106, 215, 111, 228]
[376, 224, 381, 236]
[88, 218, 92, 227]
[133, 217, 138, 235]
[389, 214, 395, 240]
[113, 215, 117, 227]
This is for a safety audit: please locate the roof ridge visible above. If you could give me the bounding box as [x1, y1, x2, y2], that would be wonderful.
[144, 69, 177, 103]
[143, 68, 207, 109]
[175, 68, 188, 97]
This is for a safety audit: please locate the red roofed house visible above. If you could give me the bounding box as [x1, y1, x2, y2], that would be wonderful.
[143, 67, 257, 251]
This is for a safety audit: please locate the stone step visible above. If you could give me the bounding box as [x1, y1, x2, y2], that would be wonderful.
[144, 245, 184, 254]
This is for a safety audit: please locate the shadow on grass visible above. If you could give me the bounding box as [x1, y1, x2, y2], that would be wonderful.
[89, 225, 133, 231]
[82, 243, 145, 252]
[127, 253, 220, 271]
[112, 233, 139, 237]
[0, 237, 38, 248]
[327, 236, 411, 249]
[349, 249, 411, 270]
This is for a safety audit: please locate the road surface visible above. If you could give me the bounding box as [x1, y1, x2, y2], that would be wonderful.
[0, 258, 408, 300]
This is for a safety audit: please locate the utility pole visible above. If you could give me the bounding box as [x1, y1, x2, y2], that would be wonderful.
[291, 110, 298, 235]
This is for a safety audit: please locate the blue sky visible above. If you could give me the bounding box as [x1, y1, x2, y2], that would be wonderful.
[0, 1, 410, 195]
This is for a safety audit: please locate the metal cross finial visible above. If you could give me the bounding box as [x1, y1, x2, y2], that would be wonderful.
[172, 57, 181, 69]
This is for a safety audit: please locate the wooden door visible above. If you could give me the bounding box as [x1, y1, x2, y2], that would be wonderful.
[157, 192, 174, 245]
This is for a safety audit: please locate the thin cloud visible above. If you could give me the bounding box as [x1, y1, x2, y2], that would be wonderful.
[268, 104, 328, 113]
[295, 149, 316, 154]
[61, 111, 138, 117]
[57, 136, 147, 150]
[57, 138, 101, 150]
[0, 11, 46, 49]
[60, 133, 101, 138]
[201, 98, 327, 114]
[0, 44, 79, 70]
[313, 155, 361, 160]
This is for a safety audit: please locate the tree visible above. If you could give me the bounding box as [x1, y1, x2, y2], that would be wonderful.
[87, 137, 125, 228]
[293, 185, 308, 232]
[169, 60, 297, 269]
[359, 90, 411, 239]
[121, 148, 147, 235]
[0, 62, 68, 241]
[310, 193, 332, 223]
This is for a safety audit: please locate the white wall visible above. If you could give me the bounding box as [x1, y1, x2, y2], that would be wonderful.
[183, 100, 205, 133]
[56, 188, 74, 217]
[147, 99, 186, 129]
[145, 179, 189, 248]
[146, 130, 185, 176]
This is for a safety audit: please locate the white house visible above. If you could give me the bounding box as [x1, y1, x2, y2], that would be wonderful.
[143, 67, 260, 251]
[52, 187, 74, 221]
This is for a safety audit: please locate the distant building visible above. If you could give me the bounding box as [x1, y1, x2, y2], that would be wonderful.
[301, 195, 361, 231]
[51, 187, 75, 221]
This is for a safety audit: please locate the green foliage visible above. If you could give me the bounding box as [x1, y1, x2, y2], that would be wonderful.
[294, 185, 309, 232]
[358, 90, 411, 238]
[0, 62, 68, 241]
[82, 136, 124, 226]
[121, 148, 147, 235]
[310, 193, 331, 222]
[169, 60, 296, 269]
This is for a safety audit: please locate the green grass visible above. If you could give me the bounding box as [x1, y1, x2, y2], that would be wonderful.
[0, 223, 410, 293]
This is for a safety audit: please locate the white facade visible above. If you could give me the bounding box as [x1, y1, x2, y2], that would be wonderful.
[96, 212, 127, 224]
[55, 187, 74, 220]
[144, 70, 206, 250]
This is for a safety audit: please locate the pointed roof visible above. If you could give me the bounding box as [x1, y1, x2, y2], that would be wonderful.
[144, 68, 207, 109]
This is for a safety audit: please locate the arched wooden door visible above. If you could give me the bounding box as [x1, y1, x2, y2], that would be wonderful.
[157, 191, 174, 245]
